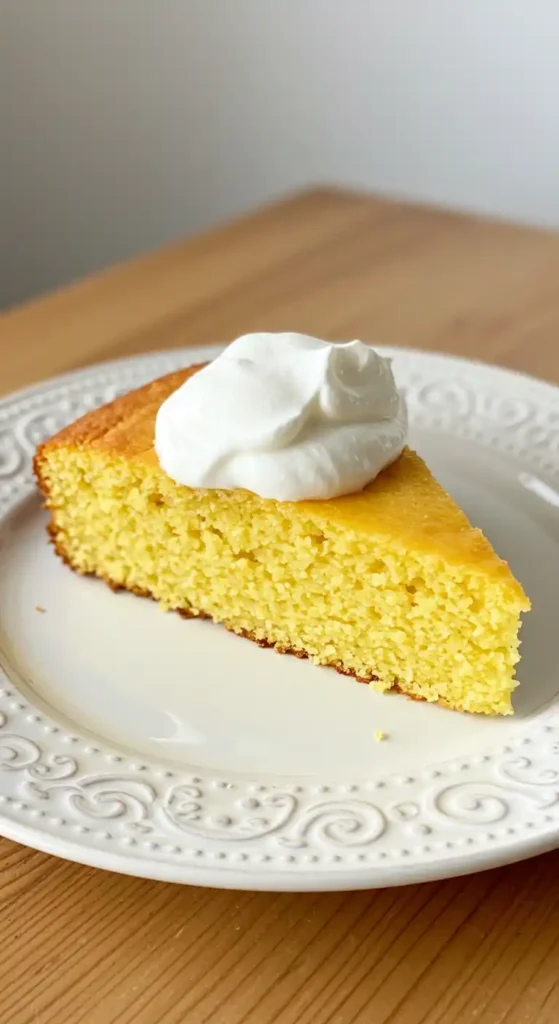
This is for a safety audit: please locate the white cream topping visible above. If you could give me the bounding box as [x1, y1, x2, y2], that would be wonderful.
[155, 332, 407, 502]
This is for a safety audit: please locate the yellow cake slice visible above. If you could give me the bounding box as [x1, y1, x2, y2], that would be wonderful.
[34, 365, 530, 715]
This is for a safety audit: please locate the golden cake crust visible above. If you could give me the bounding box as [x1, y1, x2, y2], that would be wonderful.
[40, 366, 202, 459]
[36, 363, 527, 592]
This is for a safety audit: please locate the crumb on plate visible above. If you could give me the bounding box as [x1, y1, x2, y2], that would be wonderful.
[374, 729, 388, 742]
[35, 605, 46, 613]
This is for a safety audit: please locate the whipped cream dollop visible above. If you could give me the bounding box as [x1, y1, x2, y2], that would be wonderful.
[155, 332, 407, 502]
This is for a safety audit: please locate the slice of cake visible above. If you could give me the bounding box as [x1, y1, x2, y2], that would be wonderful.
[34, 347, 529, 716]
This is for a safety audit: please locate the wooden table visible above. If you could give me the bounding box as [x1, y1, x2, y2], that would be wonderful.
[1, 188, 559, 1024]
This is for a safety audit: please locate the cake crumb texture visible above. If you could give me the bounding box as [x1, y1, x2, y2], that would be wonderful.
[34, 367, 530, 716]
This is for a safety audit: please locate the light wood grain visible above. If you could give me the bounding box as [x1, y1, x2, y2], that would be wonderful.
[2, 187, 559, 396]
[1, 187, 559, 1024]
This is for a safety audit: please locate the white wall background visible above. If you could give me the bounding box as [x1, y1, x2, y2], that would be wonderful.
[2, 0, 559, 309]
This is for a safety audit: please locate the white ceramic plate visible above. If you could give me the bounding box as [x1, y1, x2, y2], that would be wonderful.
[1, 345, 559, 891]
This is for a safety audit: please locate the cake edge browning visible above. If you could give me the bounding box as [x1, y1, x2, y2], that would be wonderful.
[35, 365, 203, 457]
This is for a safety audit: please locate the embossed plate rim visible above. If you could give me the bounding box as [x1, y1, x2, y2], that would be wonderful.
[1, 344, 559, 890]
